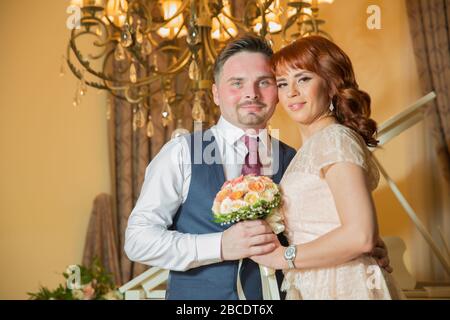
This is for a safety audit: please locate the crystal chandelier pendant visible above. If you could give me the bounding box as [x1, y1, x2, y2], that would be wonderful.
[106, 96, 112, 120]
[79, 73, 87, 96]
[192, 92, 205, 122]
[114, 43, 126, 61]
[132, 105, 145, 132]
[129, 63, 137, 83]
[73, 97, 80, 107]
[141, 37, 152, 56]
[73, 88, 81, 107]
[192, 104, 205, 122]
[188, 60, 200, 81]
[152, 54, 159, 71]
[135, 22, 144, 44]
[146, 115, 155, 138]
[161, 101, 173, 128]
[120, 24, 133, 48]
[187, 25, 199, 45]
[132, 113, 138, 132]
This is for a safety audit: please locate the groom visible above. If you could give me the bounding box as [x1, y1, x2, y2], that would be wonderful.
[124, 35, 391, 300]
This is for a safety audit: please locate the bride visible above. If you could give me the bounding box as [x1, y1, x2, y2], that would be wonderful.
[252, 36, 404, 299]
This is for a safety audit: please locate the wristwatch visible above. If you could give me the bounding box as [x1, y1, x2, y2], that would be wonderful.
[284, 245, 297, 269]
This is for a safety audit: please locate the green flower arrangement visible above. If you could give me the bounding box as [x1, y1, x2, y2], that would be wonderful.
[28, 258, 123, 300]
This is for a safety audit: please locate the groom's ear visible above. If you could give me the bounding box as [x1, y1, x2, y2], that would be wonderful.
[212, 83, 219, 106]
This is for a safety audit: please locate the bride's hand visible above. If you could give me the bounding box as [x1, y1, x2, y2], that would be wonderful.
[250, 244, 287, 270]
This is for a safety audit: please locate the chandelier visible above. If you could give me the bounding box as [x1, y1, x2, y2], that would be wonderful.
[62, 0, 332, 138]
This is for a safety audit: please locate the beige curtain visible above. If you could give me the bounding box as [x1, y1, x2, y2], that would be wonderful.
[406, 0, 450, 182]
[82, 193, 122, 285]
[406, 0, 450, 281]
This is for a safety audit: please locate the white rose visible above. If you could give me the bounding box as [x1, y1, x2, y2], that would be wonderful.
[231, 200, 247, 211]
[212, 201, 221, 214]
[219, 198, 233, 214]
[262, 190, 275, 202]
[234, 182, 248, 193]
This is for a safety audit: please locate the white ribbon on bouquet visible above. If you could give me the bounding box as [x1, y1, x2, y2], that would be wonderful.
[236, 211, 285, 300]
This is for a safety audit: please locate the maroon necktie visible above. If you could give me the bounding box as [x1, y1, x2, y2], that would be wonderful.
[241, 135, 261, 176]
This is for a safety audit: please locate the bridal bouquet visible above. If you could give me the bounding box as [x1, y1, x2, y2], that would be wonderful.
[212, 174, 285, 300]
[212, 174, 281, 225]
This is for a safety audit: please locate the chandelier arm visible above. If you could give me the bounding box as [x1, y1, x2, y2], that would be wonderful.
[256, 0, 268, 37]
[66, 40, 116, 90]
[297, 11, 318, 33]
[106, 88, 129, 101]
[102, 48, 131, 80]
[141, 6, 155, 35]
[103, 15, 123, 34]
[220, 8, 249, 30]
[152, 48, 191, 76]
[128, 46, 150, 69]
[82, 15, 111, 39]
[203, 29, 217, 63]
[128, 0, 154, 33]
[172, 16, 188, 39]
[143, 45, 189, 77]
[124, 86, 144, 104]
[317, 29, 332, 39]
[146, 32, 160, 48]
[147, 0, 190, 32]
[300, 12, 319, 34]
[312, 18, 319, 34]
[102, 52, 149, 88]
[104, 72, 161, 90]
[282, 10, 317, 41]
[167, 49, 191, 74]
[88, 44, 109, 60]
[201, 0, 214, 18]
[69, 30, 125, 83]
[80, 16, 112, 56]
[215, 13, 236, 39]
[77, 16, 112, 60]
[65, 53, 108, 90]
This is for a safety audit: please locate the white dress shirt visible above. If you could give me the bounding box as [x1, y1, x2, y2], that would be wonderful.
[124, 116, 274, 271]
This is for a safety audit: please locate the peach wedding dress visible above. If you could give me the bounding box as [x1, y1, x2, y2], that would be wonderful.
[279, 124, 404, 300]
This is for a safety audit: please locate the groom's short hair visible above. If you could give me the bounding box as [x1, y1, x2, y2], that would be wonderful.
[213, 34, 273, 83]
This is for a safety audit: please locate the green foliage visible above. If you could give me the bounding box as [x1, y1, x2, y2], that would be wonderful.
[213, 193, 281, 225]
[28, 257, 123, 300]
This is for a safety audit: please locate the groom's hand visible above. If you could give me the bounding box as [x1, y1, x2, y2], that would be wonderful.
[370, 237, 393, 273]
[221, 220, 279, 261]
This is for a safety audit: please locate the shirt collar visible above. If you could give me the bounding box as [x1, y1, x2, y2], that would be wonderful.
[215, 116, 270, 149]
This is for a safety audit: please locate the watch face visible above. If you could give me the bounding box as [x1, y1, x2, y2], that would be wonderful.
[285, 246, 295, 259]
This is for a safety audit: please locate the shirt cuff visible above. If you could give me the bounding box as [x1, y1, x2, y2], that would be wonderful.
[195, 232, 223, 262]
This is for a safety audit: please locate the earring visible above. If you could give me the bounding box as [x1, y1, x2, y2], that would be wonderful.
[329, 101, 335, 112]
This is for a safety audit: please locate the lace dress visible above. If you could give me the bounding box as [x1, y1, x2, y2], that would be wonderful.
[279, 124, 404, 300]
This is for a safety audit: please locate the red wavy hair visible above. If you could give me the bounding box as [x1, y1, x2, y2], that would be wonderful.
[272, 36, 378, 147]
